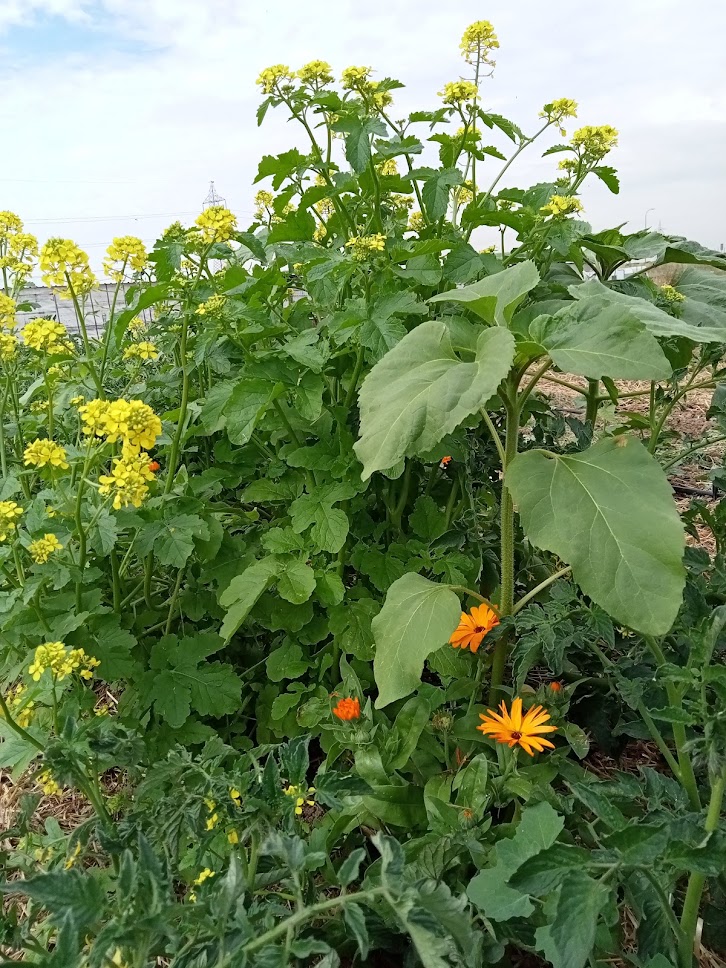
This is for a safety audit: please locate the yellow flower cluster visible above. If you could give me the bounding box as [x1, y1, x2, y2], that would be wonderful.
[254, 190, 275, 221]
[283, 783, 316, 816]
[0, 331, 18, 362]
[196, 293, 227, 316]
[391, 194, 413, 212]
[2, 683, 34, 728]
[99, 451, 156, 509]
[24, 439, 69, 469]
[408, 211, 426, 233]
[103, 236, 148, 281]
[661, 284, 685, 303]
[28, 641, 100, 682]
[345, 234, 387, 260]
[540, 98, 578, 135]
[28, 533, 63, 564]
[341, 65, 372, 89]
[78, 398, 162, 452]
[194, 867, 215, 886]
[0, 500, 23, 540]
[256, 63, 293, 93]
[377, 158, 399, 177]
[127, 315, 146, 335]
[196, 206, 237, 244]
[38, 770, 61, 797]
[297, 60, 334, 85]
[123, 341, 158, 361]
[541, 195, 584, 217]
[0, 213, 38, 279]
[439, 80, 479, 105]
[40, 238, 97, 296]
[204, 796, 220, 830]
[22, 318, 73, 355]
[571, 124, 619, 159]
[557, 158, 578, 176]
[460, 20, 499, 67]
[0, 211, 22, 236]
[454, 181, 474, 207]
[0, 293, 17, 329]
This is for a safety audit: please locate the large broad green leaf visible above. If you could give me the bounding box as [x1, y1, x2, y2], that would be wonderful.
[536, 872, 609, 968]
[224, 379, 283, 445]
[573, 279, 726, 343]
[675, 266, 726, 330]
[533, 298, 671, 380]
[219, 557, 279, 642]
[372, 573, 461, 708]
[355, 322, 515, 480]
[506, 437, 685, 635]
[428, 260, 539, 326]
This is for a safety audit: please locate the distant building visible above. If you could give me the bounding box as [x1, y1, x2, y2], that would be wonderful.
[16, 283, 152, 337]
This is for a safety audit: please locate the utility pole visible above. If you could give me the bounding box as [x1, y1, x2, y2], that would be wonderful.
[203, 181, 226, 209]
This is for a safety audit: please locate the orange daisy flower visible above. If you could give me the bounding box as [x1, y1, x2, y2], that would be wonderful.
[332, 697, 360, 721]
[449, 603, 499, 653]
[477, 698, 557, 756]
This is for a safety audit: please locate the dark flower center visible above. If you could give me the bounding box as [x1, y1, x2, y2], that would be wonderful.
[511, 731, 522, 740]
[473, 626, 485, 633]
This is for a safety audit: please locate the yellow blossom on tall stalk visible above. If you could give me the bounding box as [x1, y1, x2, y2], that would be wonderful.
[0, 500, 23, 540]
[22, 318, 73, 355]
[0, 294, 17, 329]
[196, 293, 227, 316]
[195, 206, 237, 244]
[541, 194, 584, 217]
[127, 315, 146, 336]
[28, 641, 99, 682]
[377, 158, 399, 177]
[77, 398, 162, 452]
[103, 236, 148, 281]
[408, 211, 426, 233]
[38, 770, 61, 797]
[0, 331, 18, 362]
[341, 65, 372, 89]
[439, 80, 479, 105]
[28, 533, 63, 564]
[4, 232, 38, 278]
[99, 451, 156, 509]
[23, 439, 69, 470]
[253, 190, 275, 222]
[571, 124, 619, 159]
[2, 683, 34, 728]
[256, 64, 293, 93]
[0, 211, 22, 237]
[123, 341, 158, 361]
[345, 234, 387, 260]
[459, 20, 499, 67]
[297, 60, 334, 85]
[539, 97, 578, 135]
[39, 238, 96, 297]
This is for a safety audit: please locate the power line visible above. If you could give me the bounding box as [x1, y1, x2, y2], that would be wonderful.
[25, 211, 201, 224]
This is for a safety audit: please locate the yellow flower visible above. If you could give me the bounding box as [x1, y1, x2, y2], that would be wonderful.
[297, 60, 333, 85]
[79, 398, 162, 452]
[99, 451, 156, 509]
[661, 284, 685, 303]
[0, 293, 17, 330]
[0, 211, 23, 236]
[0, 331, 18, 362]
[123, 341, 158, 361]
[541, 195, 584, 217]
[64, 841, 82, 870]
[28, 533, 63, 564]
[22, 318, 73, 355]
[571, 124, 619, 159]
[256, 64, 293, 93]
[29, 641, 99, 682]
[1, 683, 34, 728]
[341, 65, 372, 89]
[540, 98, 579, 135]
[77, 398, 109, 436]
[0, 500, 23, 540]
[194, 867, 215, 886]
[449, 603, 500, 653]
[313, 223, 327, 243]
[367, 81, 393, 109]
[460, 20, 499, 67]
[284, 784, 316, 816]
[408, 211, 426, 233]
[70, 395, 84, 406]
[253, 190, 275, 221]
[196, 206, 237, 244]
[477, 698, 558, 756]
[557, 158, 578, 175]
[230, 788, 241, 804]
[228, 829, 239, 845]
[439, 80, 479, 105]
[196, 293, 227, 316]
[38, 770, 61, 797]
[24, 439, 69, 470]
[103, 236, 148, 281]
[127, 315, 146, 335]
[377, 158, 399, 177]
[345, 234, 387, 261]
[39, 238, 96, 296]
[4, 232, 38, 276]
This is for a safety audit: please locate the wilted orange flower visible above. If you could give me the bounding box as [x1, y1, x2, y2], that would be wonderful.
[449, 603, 499, 653]
[477, 698, 557, 756]
[549, 681, 563, 692]
[439, 455, 452, 469]
[332, 697, 360, 721]
[148, 460, 161, 472]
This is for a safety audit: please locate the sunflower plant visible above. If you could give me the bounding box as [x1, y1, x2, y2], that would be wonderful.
[0, 18, 726, 968]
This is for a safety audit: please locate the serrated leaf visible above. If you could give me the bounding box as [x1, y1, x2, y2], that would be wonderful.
[343, 902, 369, 959]
[429, 260, 539, 325]
[0, 869, 104, 930]
[543, 872, 609, 968]
[277, 560, 316, 604]
[338, 847, 367, 887]
[506, 437, 685, 635]
[533, 298, 671, 380]
[422, 168, 463, 220]
[593, 166, 620, 194]
[186, 661, 242, 718]
[372, 573, 461, 707]
[153, 670, 191, 727]
[355, 322, 515, 480]
[267, 640, 309, 682]
[224, 378, 283, 445]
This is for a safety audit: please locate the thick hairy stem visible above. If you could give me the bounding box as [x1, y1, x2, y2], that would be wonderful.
[585, 379, 600, 425]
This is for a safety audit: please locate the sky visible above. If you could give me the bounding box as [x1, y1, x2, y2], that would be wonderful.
[0, 0, 724, 273]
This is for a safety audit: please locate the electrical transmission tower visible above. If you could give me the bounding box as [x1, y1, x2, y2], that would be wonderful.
[202, 181, 226, 209]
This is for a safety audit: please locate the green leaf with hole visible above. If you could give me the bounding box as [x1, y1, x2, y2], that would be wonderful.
[506, 437, 685, 634]
[355, 322, 514, 480]
[372, 573, 461, 707]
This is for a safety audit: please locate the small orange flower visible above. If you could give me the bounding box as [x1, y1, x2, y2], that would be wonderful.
[148, 460, 161, 472]
[439, 455, 452, 469]
[332, 697, 360, 721]
[549, 681, 563, 692]
[449, 603, 499, 653]
[477, 698, 557, 756]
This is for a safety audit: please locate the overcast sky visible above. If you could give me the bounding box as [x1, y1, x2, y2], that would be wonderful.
[0, 0, 724, 272]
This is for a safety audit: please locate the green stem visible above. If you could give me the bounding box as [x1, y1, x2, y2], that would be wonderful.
[512, 566, 572, 616]
[480, 408, 506, 465]
[343, 343, 365, 410]
[143, 552, 155, 609]
[66, 278, 103, 395]
[110, 549, 122, 612]
[585, 379, 600, 425]
[678, 769, 725, 968]
[164, 567, 185, 634]
[99, 272, 126, 382]
[164, 315, 191, 495]
[661, 433, 726, 472]
[0, 376, 8, 479]
[443, 476, 459, 530]
[448, 586, 495, 608]
[74, 446, 93, 612]
[518, 358, 552, 410]
[391, 461, 412, 530]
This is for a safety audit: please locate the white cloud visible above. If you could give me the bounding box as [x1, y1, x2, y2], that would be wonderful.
[0, 0, 724, 267]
